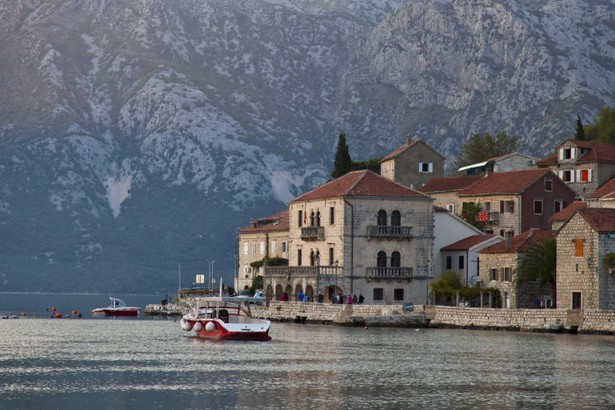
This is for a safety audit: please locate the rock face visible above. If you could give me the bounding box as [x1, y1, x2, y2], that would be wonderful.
[0, 0, 613, 292]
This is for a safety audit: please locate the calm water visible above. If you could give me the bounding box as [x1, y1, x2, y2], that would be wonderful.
[1, 294, 615, 409]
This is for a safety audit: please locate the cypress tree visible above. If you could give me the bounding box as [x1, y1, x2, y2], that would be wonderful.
[331, 133, 352, 178]
[575, 114, 586, 141]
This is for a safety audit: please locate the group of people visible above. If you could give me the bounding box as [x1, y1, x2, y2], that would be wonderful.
[330, 292, 364, 305]
[279, 291, 365, 304]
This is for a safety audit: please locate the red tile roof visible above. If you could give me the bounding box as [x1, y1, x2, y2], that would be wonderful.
[537, 140, 615, 166]
[577, 208, 615, 232]
[441, 234, 499, 251]
[380, 139, 444, 162]
[587, 175, 615, 200]
[240, 209, 289, 233]
[549, 201, 587, 222]
[458, 169, 551, 196]
[291, 170, 430, 203]
[480, 229, 555, 254]
[420, 175, 483, 194]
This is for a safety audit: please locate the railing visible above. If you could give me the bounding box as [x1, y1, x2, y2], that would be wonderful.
[301, 226, 325, 241]
[367, 226, 413, 240]
[366, 267, 414, 279]
[264, 265, 342, 279]
[476, 211, 499, 223]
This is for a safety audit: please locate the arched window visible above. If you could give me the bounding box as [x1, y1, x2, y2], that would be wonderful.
[391, 210, 401, 226]
[316, 211, 321, 227]
[377, 210, 387, 226]
[391, 251, 401, 267]
[377, 251, 387, 267]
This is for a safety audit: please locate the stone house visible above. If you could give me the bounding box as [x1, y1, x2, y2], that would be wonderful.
[380, 136, 445, 190]
[549, 201, 587, 231]
[458, 152, 539, 175]
[420, 174, 483, 215]
[237, 210, 289, 291]
[536, 139, 615, 199]
[263, 169, 434, 305]
[556, 207, 615, 310]
[479, 229, 556, 309]
[455, 169, 576, 237]
[440, 234, 501, 286]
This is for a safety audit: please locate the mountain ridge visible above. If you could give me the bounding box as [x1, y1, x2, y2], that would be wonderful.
[0, 0, 613, 292]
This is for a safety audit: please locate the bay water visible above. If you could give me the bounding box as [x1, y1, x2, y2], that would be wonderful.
[1, 293, 615, 409]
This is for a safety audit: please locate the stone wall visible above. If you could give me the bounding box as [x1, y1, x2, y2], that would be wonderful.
[251, 301, 615, 335]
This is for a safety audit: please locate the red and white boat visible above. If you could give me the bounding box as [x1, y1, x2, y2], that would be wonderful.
[180, 296, 271, 341]
[92, 297, 140, 317]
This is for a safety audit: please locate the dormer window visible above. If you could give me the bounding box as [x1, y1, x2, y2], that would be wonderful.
[560, 147, 576, 161]
[419, 162, 433, 173]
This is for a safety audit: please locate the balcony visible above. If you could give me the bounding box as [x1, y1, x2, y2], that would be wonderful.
[366, 267, 414, 279]
[367, 226, 413, 240]
[301, 226, 325, 241]
[264, 266, 342, 280]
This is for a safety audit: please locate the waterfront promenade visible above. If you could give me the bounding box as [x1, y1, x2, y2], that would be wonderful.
[250, 301, 615, 335]
[144, 298, 615, 335]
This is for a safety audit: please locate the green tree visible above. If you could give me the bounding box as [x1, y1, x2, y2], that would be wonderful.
[455, 131, 519, 171]
[461, 202, 486, 230]
[352, 157, 381, 173]
[575, 114, 586, 141]
[585, 107, 615, 144]
[331, 133, 352, 178]
[514, 237, 557, 306]
[430, 271, 465, 304]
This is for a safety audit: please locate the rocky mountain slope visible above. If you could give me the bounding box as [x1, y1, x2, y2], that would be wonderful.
[0, 0, 613, 293]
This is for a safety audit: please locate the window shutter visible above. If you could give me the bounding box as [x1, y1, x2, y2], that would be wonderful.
[428, 163, 433, 173]
[576, 169, 581, 182]
[500, 201, 504, 213]
[559, 149, 564, 160]
[571, 147, 576, 159]
[588, 169, 593, 182]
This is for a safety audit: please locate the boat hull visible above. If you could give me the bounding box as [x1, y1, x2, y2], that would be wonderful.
[184, 319, 271, 341]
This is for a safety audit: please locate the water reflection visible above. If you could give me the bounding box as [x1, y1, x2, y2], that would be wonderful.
[1, 319, 614, 409]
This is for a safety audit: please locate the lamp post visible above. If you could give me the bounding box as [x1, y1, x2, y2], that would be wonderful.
[210, 260, 215, 291]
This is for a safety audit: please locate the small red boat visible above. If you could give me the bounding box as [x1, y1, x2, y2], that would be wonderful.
[92, 297, 140, 317]
[180, 296, 271, 341]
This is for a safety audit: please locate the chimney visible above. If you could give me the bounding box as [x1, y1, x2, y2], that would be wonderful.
[406, 134, 412, 145]
[504, 232, 513, 246]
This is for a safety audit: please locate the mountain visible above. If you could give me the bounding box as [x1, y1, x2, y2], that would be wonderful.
[0, 0, 614, 293]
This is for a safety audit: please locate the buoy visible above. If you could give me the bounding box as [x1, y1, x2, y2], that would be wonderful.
[181, 319, 193, 331]
[72, 310, 79, 316]
[21, 312, 26, 317]
[55, 313, 63, 318]
[193, 322, 203, 332]
[205, 321, 216, 332]
[52, 306, 57, 312]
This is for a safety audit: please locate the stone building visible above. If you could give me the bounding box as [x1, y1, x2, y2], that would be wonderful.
[420, 175, 483, 215]
[263, 170, 434, 304]
[458, 152, 539, 175]
[479, 229, 555, 309]
[380, 136, 445, 190]
[536, 139, 615, 199]
[237, 210, 289, 291]
[556, 207, 615, 310]
[455, 169, 575, 237]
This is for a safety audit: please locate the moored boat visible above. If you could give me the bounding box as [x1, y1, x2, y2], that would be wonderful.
[92, 297, 140, 317]
[180, 296, 271, 341]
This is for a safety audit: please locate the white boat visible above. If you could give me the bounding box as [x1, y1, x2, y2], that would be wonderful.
[92, 297, 140, 317]
[180, 296, 271, 341]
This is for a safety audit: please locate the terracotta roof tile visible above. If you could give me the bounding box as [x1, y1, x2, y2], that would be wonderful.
[577, 208, 615, 232]
[537, 140, 615, 166]
[420, 175, 483, 193]
[480, 229, 555, 254]
[291, 170, 430, 203]
[587, 175, 615, 199]
[458, 169, 550, 196]
[441, 234, 499, 251]
[240, 209, 289, 233]
[549, 201, 587, 222]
